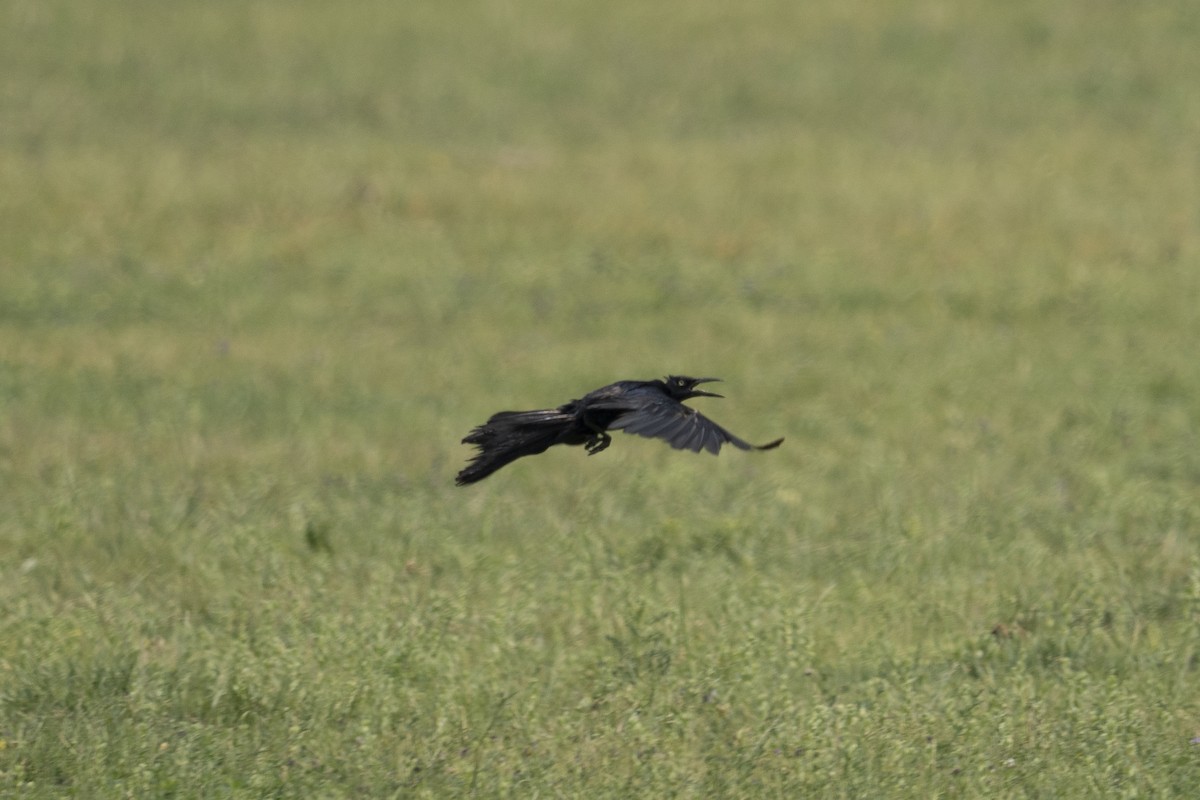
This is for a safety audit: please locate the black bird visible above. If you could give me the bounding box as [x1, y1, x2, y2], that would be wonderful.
[456, 375, 783, 485]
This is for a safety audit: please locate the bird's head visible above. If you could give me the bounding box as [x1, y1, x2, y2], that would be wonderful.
[663, 375, 723, 400]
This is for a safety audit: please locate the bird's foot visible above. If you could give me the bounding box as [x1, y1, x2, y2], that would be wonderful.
[585, 432, 611, 455]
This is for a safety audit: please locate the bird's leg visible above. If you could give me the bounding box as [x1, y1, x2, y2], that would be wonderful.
[585, 431, 611, 455]
[580, 412, 612, 455]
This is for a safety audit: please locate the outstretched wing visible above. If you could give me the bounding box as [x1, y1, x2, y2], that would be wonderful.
[604, 394, 782, 455]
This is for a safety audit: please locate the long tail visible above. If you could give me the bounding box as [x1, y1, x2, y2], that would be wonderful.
[456, 409, 573, 485]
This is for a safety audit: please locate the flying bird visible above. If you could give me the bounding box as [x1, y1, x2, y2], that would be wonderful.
[456, 375, 783, 485]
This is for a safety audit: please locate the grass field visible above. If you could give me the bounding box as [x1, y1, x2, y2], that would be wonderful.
[3, 0, 1200, 796]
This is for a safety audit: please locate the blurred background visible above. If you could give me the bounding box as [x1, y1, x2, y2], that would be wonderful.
[2, 0, 1199, 794]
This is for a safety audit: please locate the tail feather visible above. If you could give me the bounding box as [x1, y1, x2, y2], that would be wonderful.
[456, 409, 572, 485]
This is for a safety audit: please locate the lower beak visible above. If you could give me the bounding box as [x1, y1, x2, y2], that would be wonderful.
[693, 378, 723, 398]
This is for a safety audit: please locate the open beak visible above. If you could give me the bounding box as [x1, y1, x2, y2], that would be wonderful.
[691, 377, 723, 398]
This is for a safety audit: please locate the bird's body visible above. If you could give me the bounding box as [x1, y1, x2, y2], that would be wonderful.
[456, 376, 782, 485]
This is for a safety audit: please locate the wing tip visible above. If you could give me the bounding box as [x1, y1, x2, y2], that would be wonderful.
[756, 437, 784, 451]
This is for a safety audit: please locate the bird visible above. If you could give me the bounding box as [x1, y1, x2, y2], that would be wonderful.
[456, 375, 783, 485]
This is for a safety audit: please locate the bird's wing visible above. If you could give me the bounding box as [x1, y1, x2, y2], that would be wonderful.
[600, 395, 782, 454]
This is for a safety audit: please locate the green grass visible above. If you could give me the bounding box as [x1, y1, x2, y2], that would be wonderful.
[3, 0, 1200, 796]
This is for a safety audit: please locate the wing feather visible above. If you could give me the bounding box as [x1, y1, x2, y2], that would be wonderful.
[660, 417, 698, 451]
[625, 414, 675, 437]
[607, 394, 780, 454]
[680, 421, 707, 453]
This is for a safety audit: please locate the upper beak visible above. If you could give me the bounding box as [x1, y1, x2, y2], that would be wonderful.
[691, 377, 723, 398]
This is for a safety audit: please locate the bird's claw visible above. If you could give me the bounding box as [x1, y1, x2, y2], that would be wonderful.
[585, 433, 611, 455]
